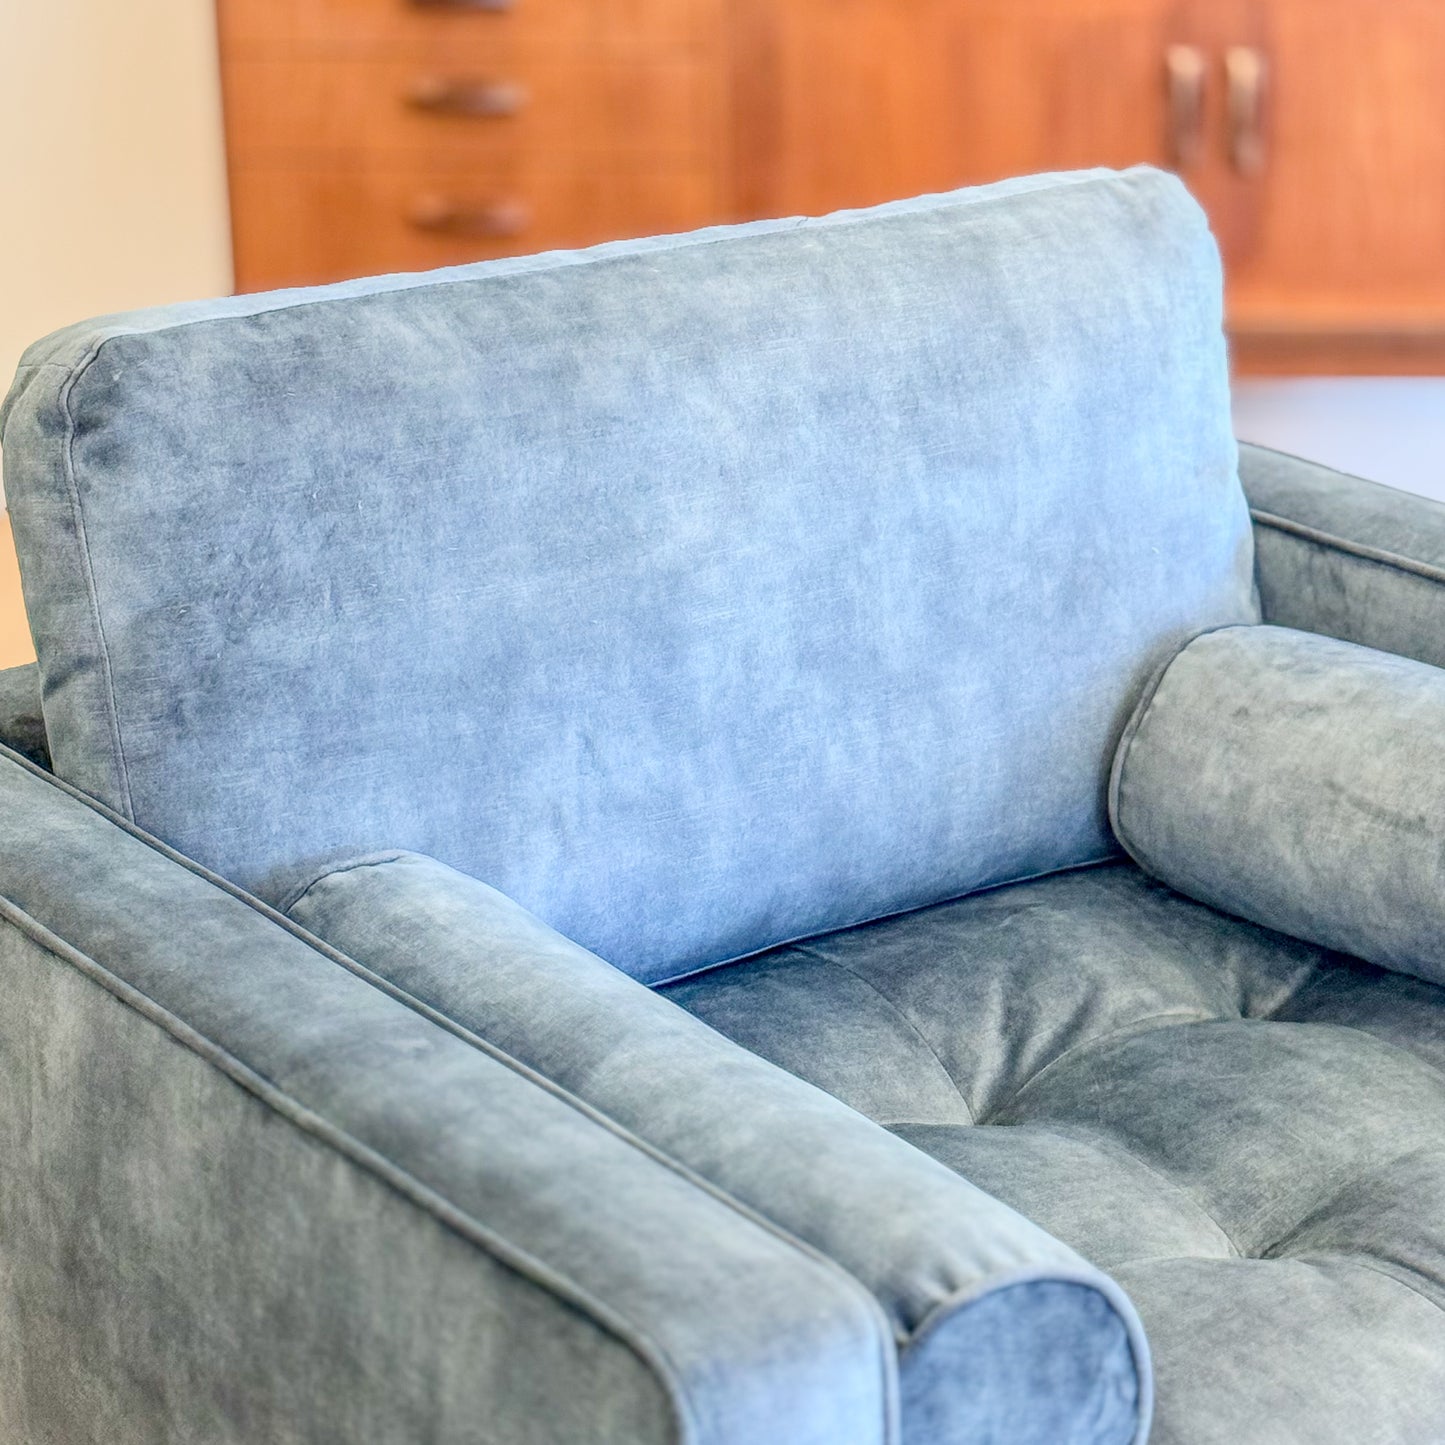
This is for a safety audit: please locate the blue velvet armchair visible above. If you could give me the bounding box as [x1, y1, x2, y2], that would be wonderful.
[2, 167, 1443, 1443]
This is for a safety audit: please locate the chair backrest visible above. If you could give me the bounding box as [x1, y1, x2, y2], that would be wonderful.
[1, 167, 1257, 982]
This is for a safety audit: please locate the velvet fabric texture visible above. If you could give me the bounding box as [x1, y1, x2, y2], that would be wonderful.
[0, 749, 895, 1445]
[291, 847, 1445, 1444]
[287, 850, 1150, 1445]
[1112, 623, 1445, 988]
[8, 154, 1440, 1444]
[2, 166, 1256, 981]
[660, 862, 1445, 1444]
[1242, 441, 1445, 670]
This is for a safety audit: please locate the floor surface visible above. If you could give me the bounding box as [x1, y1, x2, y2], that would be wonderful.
[1233, 378, 1445, 503]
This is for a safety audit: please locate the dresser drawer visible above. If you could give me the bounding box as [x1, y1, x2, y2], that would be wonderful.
[228, 160, 724, 291]
[218, 0, 717, 60]
[222, 54, 720, 164]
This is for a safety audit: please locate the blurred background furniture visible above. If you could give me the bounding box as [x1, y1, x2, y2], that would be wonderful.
[219, 0, 1445, 376]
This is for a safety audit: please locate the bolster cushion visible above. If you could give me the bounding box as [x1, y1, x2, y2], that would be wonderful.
[1111, 623, 1445, 986]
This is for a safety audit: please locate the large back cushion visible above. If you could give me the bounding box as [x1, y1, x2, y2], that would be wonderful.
[1, 167, 1256, 982]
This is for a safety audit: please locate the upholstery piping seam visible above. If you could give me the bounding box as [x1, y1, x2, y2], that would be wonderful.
[277, 850, 409, 916]
[898, 1263, 1154, 1445]
[1249, 508, 1445, 588]
[0, 893, 704, 1445]
[0, 754, 902, 1442]
[1106, 646, 1179, 847]
[55, 338, 136, 820]
[1241, 439, 1445, 523]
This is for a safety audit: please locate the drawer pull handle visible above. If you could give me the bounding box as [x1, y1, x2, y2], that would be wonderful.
[408, 0, 513, 11]
[1165, 44, 1206, 170]
[405, 76, 526, 117]
[1225, 45, 1268, 176]
[406, 195, 530, 238]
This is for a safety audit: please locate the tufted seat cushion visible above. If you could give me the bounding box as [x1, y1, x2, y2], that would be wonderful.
[662, 862, 1445, 1443]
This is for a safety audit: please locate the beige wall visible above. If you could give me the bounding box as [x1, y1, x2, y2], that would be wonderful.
[0, 0, 233, 396]
[0, 0, 231, 654]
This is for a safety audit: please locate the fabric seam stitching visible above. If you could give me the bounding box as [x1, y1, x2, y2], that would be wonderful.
[978, 1009, 1218, 1125]
[277, 850, 408, 916]
[1241, 440, 1442, 514]
[791, 943, 978, 1123]
[652, 855, 1120, 991]
[1106, 623, 1255, 877]
[56, 339, 135, 819]
[898, 1263, 1154, 1444]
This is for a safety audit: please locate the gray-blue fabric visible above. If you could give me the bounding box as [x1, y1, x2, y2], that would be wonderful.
[0, 747, 896, 1445]
[1, 166, 1257, 983]
[287, 848, 1151, 1445]
[1113, 623, 1445, 988]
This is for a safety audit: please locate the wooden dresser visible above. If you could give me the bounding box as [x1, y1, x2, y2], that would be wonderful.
[217, 0, 729, 290]
[218, 0, 1445, 374]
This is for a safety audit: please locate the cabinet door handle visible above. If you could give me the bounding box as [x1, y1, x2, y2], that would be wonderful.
[1165, 44, 1207, 170]
[406, 195, 530, 238]
[1225, 46, 1268, 176]
[405, 76, 526, 117]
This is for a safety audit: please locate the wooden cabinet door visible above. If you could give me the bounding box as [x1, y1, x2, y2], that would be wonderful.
[1225, 0, 1445, 372]
[731, 0, 1174, 222]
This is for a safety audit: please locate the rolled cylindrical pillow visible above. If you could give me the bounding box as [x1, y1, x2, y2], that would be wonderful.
[1110, 623, 1445, 985]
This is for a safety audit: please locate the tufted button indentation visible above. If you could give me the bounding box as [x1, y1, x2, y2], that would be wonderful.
[1262, 1147, 1445, 1312]
[669, 863, 1333, 1124]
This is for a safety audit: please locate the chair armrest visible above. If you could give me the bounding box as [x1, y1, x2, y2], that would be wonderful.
[1240, 440, 1445, 669]
[284, 852, 1152, 1445]
[0, 661, 47, 768]
[0, 749, 892, 1445]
